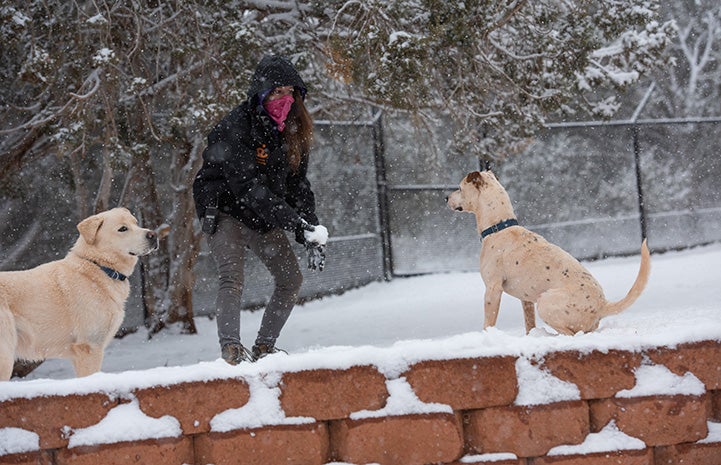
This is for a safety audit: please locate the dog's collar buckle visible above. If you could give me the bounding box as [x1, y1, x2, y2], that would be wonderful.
[98, 264, 128, 281]
[481, 219, 519, 240]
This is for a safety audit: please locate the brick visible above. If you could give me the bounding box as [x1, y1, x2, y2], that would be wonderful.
[55, 437, 192, 465]
[589, 395, 708, 446]
[330, 412, 463, 465]
[648, 340, 721, 389]
[403, 356, 518, 410]
[194, 423, 329, 465]
[541, 350, 642, 399]
[654, 441, 721, 465]
[0, 394, 117, 449]
[0, 451, 53, 465]
[134, 377, 250, 434]
[711, 390, 721, 421]
[279, 366, 388, 420]
[464, 401, 589, 458]
[531, 449, 652, 465]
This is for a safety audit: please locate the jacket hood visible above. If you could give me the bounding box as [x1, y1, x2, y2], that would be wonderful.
[247, 55, 307, 104]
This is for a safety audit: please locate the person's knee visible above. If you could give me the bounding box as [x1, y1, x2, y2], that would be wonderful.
[286, 266, 303, 292]
[218, 271, 244, 293]
[276, 262, 302, 293]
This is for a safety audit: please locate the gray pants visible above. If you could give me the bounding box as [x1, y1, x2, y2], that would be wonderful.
[208, 213, 303, 348]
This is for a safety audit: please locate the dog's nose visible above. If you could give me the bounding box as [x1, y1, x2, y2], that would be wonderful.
[146, 230, 159, 250]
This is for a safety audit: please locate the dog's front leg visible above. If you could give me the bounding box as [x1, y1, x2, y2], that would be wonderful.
[0, 310, 17, 381]
[483, 284, 503, 329]
[522, 301, 536, 334]
[70, 342, 104, 377]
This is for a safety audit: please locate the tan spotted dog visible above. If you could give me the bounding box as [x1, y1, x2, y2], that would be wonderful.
[446, 170, 650, 335]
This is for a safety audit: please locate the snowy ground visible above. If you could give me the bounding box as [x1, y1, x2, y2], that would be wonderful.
[17, 242, 721, 379]
[2, 242, 721, 460]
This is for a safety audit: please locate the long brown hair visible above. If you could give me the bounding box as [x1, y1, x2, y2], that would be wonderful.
[282, 88, 313, 172]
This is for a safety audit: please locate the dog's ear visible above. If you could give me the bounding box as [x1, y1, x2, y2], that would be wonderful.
[465, 171, 487, 189]
[77, 215, 104, 245]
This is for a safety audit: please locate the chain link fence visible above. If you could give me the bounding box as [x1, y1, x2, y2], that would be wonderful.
[384, 115, 721, 275]
[177, 112, 721, 328]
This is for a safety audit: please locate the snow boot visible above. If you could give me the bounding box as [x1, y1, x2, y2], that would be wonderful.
[221, 343, 253, 365]
[251, 343, 287, 361]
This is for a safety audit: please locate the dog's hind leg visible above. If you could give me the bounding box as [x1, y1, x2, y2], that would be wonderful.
[536, 289, 576, 335]
[522, 301, 536, 334]
[0, 308, 17, 381]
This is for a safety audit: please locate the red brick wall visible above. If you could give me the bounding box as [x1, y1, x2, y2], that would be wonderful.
[2, 340, 721, 465]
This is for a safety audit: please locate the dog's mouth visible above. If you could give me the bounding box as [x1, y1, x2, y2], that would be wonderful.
[130, 239, 159, 256]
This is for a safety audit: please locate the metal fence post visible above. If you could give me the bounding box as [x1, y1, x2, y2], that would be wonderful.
[372, 111, 394, 280]
[629, 82, 655, 242]
[632, 125, 648, 240]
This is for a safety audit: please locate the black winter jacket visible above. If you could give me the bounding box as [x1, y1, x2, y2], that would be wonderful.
[192, 56, 318, 235]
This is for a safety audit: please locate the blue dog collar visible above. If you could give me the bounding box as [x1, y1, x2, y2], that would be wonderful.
[481, 219, 519, 240]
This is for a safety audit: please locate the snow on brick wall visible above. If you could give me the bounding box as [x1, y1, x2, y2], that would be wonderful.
[2, 340, 721, 465]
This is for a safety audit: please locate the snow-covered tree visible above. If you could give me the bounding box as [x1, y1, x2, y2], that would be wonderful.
[0, 0, 677, 342]
[651, 0, 721, 116]
[322, 0, 677, 158]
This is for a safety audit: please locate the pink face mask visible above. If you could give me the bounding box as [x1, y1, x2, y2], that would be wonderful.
[263, 94, 295, 132]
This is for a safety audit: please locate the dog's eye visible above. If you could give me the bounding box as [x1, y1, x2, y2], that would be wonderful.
[118, 226, 128, 232]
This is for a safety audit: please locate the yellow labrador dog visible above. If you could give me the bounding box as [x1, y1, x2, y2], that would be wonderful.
[0, 208, 158, 380]
[447, 171, 650, 335]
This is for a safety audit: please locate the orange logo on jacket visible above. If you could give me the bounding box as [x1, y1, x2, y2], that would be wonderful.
[256, 144, 269, 165]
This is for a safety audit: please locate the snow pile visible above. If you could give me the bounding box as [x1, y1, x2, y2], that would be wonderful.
[548, 421, 645, 456]
[210, 372, 313, 432]
[699, 422, 721, 444]
[350, 378, 452, 419]
[0, 428, 38, 456]
[1, 244, 720, 455]
[616, 364, 705, 398]
[514, 357, 580, 406]
[460, 452, 518, 462]
[67, 399, 180, 448]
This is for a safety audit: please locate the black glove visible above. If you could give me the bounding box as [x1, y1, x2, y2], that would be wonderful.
[306, 242, 326, 271]
[295, 218, 314, 245]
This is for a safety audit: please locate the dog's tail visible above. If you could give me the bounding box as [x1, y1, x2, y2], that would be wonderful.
[603, 239, 651, 316]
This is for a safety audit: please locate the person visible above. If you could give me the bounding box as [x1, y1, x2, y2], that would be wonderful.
[192, 55, 328, 364]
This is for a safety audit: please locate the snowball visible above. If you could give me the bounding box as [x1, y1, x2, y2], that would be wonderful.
[304, 224, 329, 245]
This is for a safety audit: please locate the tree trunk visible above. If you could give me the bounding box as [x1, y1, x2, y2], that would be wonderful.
[130, 134, 204, 337]
[165, 185, 201, 332]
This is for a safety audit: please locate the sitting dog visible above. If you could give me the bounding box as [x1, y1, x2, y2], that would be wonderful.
[446, 170, 650, 335]
[0, 208, 158, 380]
